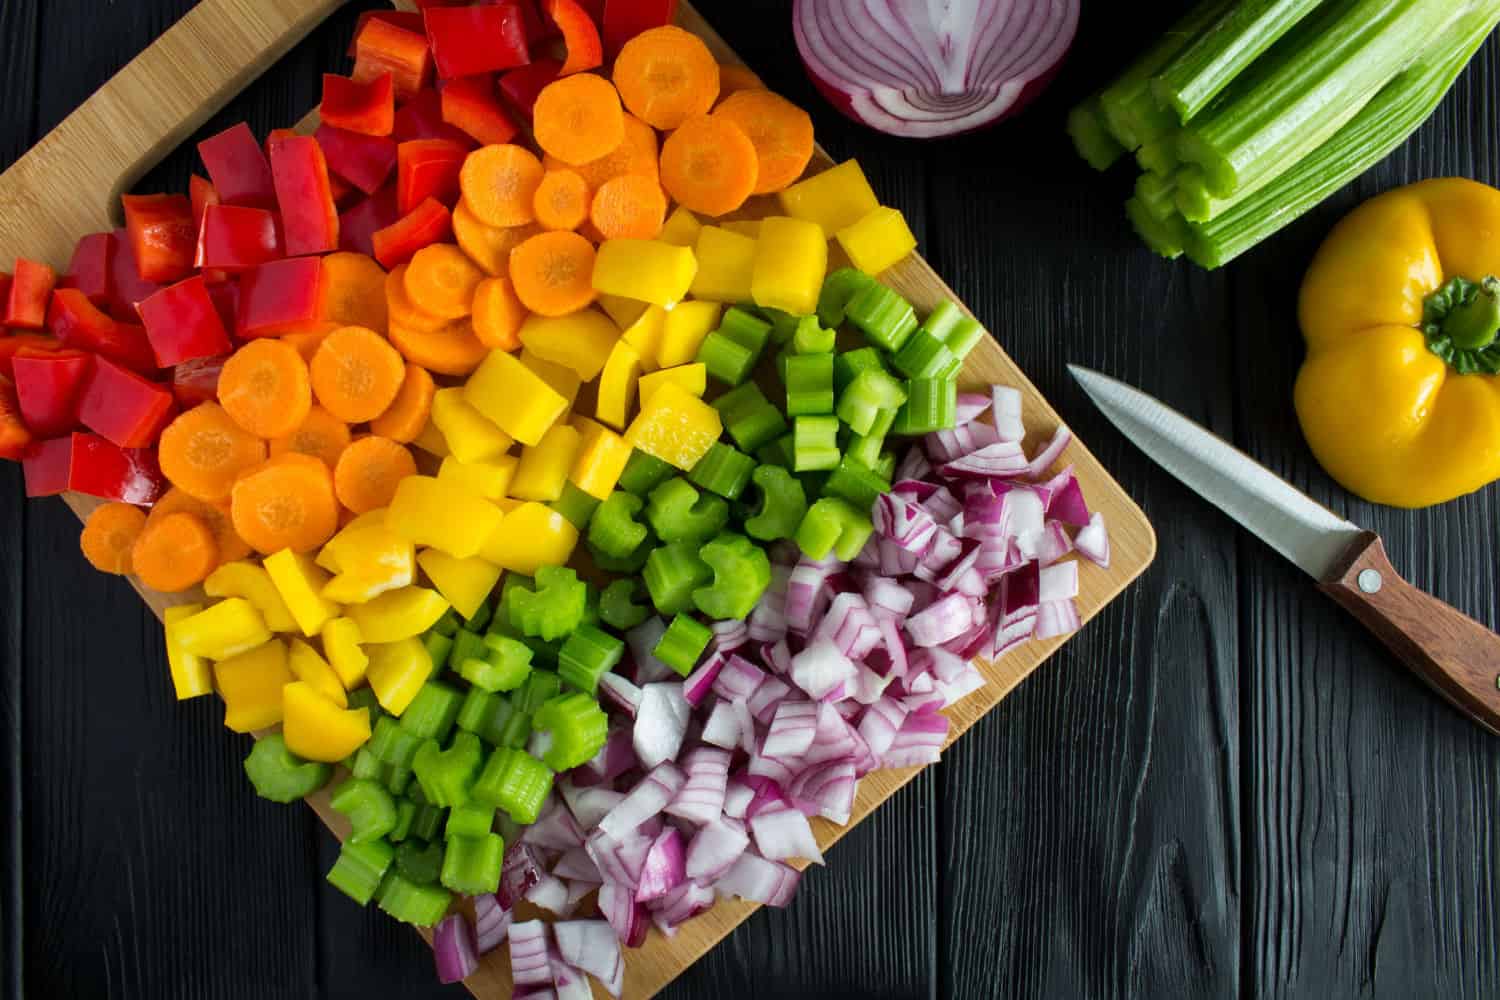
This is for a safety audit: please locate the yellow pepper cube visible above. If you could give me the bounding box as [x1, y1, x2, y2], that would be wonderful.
[386, 476, 504, 559]
[417, 549, 502, 620]
[510, 422, 582, 502]
[752, 216, 827, 316]
[465, 351, 568, 447]
[203, 561, 298, 632]
[659, 205, 702, 248]
[431, 387, 514, 464]
[321, 617, 369, 689]
[286, 637, 348, 707]
[620, 305, 667, 371]
[494, 497, 525, 514]
[480, 501, 579, 574]
[264, 549, 342, 636]
[593, 239, 697, 305]
[163, 603, 214, 700]
[319, 517, 416, 605]
[519, 349, 582, 410]
[214, 638, 293, 733]
[625, 381, 723, 470]
[282, 681, 371, 763]
[596, 341, 642, 430]
[518, 308, 619, 381]
[777, 159, 880, 236]
[366, 636, 434, 716]
[412, 420, 450, 458]
[570, 420, 633, 500]
[172, 597, 271, 660]
[346, 585, 451, 643]
[836, 206, 918, 275]
[722, 219, 761, 238]
[438, 455, 517, 501]
[658, 301, 723, 369]
[598, 293, 649, 330]
[689, 227, 756, 303]
[639, 363, 707, 405]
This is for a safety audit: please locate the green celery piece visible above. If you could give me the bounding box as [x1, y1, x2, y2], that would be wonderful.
[441, 833, 506, 895]
[589, 535, 653, 573]
[845, 282, 917, 353]
[557, 624, 625, 695]
[533, 692, 609, 770]
[330, 778, 399, 844]
[618, 449, 675, 495]
[476, 695, 519, 748]
[446, 628, 487, 673]
[825, 455, 892, 510]
[599, 579, 651, 631]
[837, 369, 907, 433]
[513, 669, 562, 714]
[892, 377, 958, 435]
[792, 315, 836, 354]
[472, 747, 554, 824]
[1125, 199, 1190, 259]
[243, 734, 332, 804]
[456, 687, 501, 736]
[646, 477, 729, 544]
[833, 347, 888, 394]
[693, 532, 772, 620]
[326, 839, 394, 905]
[460, 633, 534, 693]
[1096, 0, 1235, 148]
[1136, 136, 1181, 177]
[408, 803, 446, 843]
[688, 442, 758, 499]
[654, 614, 713, 677]
[718, 306, 773, 354]
[493, 706, 533, 749]
[411, 732, 483, 807]
[346, 686, 383, 720]
[369, 715, 425, 768]
[394, 839, 446, 886]
[445, 802, 497, 840]
[892, 329, 957, 381]
[550, 482, 601, 530]
[390, 799, 417, 843]
[462, 597, 493, 634]
[399, 680, 464, 742]
[1134, 171, 1180, 221]
[378, 873, 453, 927]
[1066, 96, 1127, 171]
[384, 765, 413, 798]
[783, 353, 835, 417]
[713, 383, 787, 453]
[697, 330, 756, 385]
[793, 415, 840, 472]
[818, 268, 876, 328]
[507, 566, 588, 642]
[755, 432, 797, 469]
[795, 497, 875, 562]
[588, 491, 650, 559]
[421, 631, 454, 673]
[430, 608, 462, 637]
[644, 541, 714, 616]
[350, 746, 383, 783]
[745, 465, 808, 542]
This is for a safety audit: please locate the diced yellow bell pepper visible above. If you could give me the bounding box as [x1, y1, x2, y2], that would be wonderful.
[465, 351, 568, 447]
[510, 422, 582, 502]
[777, 159, 879, 236]
[172, 598, 271, 660]
[836, 206, 917, 275]
[365, 636, 434, 716]
[638, 363, 707, 405]
[722, 219, 762, 238]
[346, 585, 451, 643]
[570, 418, 633, 500]
[386, 476, 504, 559]
[316, 509, 387, 571]
[286, 637, 347, 707]
[321, 617, 369, 689]
[689, 227, 756, 303]
[282, 681, 371, 762]
[598, 293, 649, 330]
[658, 301, 723, 369]
[264, 549, 341, 636]
[480, 501, 579, 574]
[203, 561, 298, 633]
[214, 638, 292, 733]
[519, 349, 582, 409]
[620, 305, 667, 372]
[659, 205, 702, 248]
[495, 497, 525, 513]
[625, 381, 722, 470]
[431, 386, 514, 464]
[417, 549, 502, 620]
[596, 341, 642, 430]
[412, 420, 450, 458]
[437, 455, 517, 501]
[593, 239, 697, 305]
[163, 603, 214, 700]
[518, 308, 619, 381]
[318, 515, 416, 604]
[752, 216, 827, 316]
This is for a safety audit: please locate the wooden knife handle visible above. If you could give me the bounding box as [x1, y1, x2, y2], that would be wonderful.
[1320, 531, 1500, 735]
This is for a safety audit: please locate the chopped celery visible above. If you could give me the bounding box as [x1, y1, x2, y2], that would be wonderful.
[795, 497, 874, 562]
[550, 482, 601, 530]
[755, 432, 797, 469]
[327, 839, 394, 905]
[618, 450, 675, 495]
[892, 378, 958, 435]
[244, 734, 332, 804]
[792, 315, 836, 355]
[513, 670, 562, 714]
[472, 747, 554, 824]
[697, 331, 756, 385]
[460, 634, 534, 693]
[396, 838, 445, 884]
[533, 693, 608, 770]
[693, 532, 772, 620]
[713, 383, 787, 453]
[643, 541, 714, 616]
[399, 681, 464, 742]
[441, 833, 506, 895]
[647, 477, 729, 544]
[445, 802, 497, 840]
[834, 347, 887, 394]
[689, 442, 758, 499]
[793, 415, 841, 472]
[838, 369, 907, 434]
[588, 491, 650, 559]
[744, 465, 808, 543]
[422, 631, 454, 673]
[368, 715, 424, 769]
[390, 799, 417, 843]
[845, 282, 917, 353]
[557, 625, 624, 694]
[599, 579, 651, 631]
[783, 352, 836, 417]
[330, 778, 399, 844]
[411, 731, 483, 807]
[654, 614, 713, 676]
[818, 268, 876, 328]
[378, 873, 453, 926]
[825, 455, 892, 509]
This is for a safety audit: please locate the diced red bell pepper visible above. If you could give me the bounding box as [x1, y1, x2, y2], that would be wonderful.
[171, 354, 226, 408]
[11, 348, 93, 438]
[4, 258, 58, 330]
[77, 355, 177, 448]
[137, 276, 234, 367]
[59, 232, 114, 307]
[0, 334, 61, 379]
[575, 0, 607, 23]
[204, 279, 240, 337]
[397, 139, 467, 215]
[339, 185, 401, 258]
[48, 290, 158, 374]
[121, 194, 196, 285]
[602, 0, 676, 57]
[322, 72, 396, 137]
[237, 257, 328, 339]
[372, 197, 453, 270]
[499, 59, 564, 122]
[393, 88, 476, 148]
[197, 122, 278, 209]
[196, 204, 283, 272]
[441, 76, 520, 146]
[508, 0, 562, 48]
[268, 134, 340, 257]
[349, 9, 427, 56]
[353, 17, 433, 100]
[424, 5, 530, 80]
[23, 431, 164, 503]
[315, 124, 398, 195]
[327, 171, 359, 209]
[0, 375, 30, 461]
[546, 0, 604, 75]
[106, 228, 161, 319]
[189, 174, 220, 228]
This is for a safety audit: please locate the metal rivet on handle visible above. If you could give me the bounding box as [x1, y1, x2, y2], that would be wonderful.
[1357, 569, 1382, 594]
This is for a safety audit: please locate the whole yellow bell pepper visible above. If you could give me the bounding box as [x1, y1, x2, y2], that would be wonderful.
[1298, 178, 1500, 507]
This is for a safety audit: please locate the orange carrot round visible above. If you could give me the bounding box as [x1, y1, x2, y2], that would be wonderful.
[131, 511, 218, 593]
[386, 263, 451, 333]
[659, 114, 759, 217]
[282, 329, 335, 363]
[459, 144, 546, 228]
[370, 363, 435, 443]
[158, 402, 269, 503]
[218, 339, 313, 439]
[533, 169, 590, 232]
[310, 325, 408, 424]
[590, 173, 667, 240]
[613, 26, 720, 130]
[269, 405, 353, 470]
[715, 63, 765, 103]
[532, 73, 625, 167]
[388, 316, 489, 376]
[508, 231, 597, 317]
[334, 435, 418, 514]
[453, 200, 542, 277]
[230, 452, 340, 554]
[149, 486, 251, 564]
[405, 244, 485, 319]
[79, 502, 147, 575]
[713, 89, 814, 194]
[318, 251, 389, 335]
[471, 277, 528, 352]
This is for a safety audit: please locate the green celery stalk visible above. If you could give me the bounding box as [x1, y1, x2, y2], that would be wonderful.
[1066, 97, 1127, 171]
[1134, 172, 1180, 221]
[1124, 198, 1190, 259]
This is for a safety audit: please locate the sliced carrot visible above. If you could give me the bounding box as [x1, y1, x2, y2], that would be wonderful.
[532, 73, 625, 167]
[269, 405, 353, 470]
[158, 402, 269, 503]
[318, 251, 389, 335]
[388, 316, 488, 376]
[545, 113, 658, 193]
[369, 363, 435, 442]
[612, 26, 719, 130]
[716, 63, 765, 102]
[218, 339, 313, 439]
[508, 230, 597, 317]
[590, 173, 667, 240]
[533, 169, 590, 232]
[148, 486, 252, 564]
[310, 325, 408, 423]
[659, 114, 758, 217]
[79, 502, 147, 575]
[131, 511, 218, 593]
[713, 89, 814, 194]
[230, 452, 340, 554]
[453, 199, 542, 277]
[386, 261, 452, 333]
[471, 276, 528, 351]
[333, 435, 418, 514]
[404, 243, 485, 319]
[459, 144, 546, 228]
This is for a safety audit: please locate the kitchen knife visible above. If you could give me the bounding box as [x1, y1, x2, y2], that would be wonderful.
[1069, 364, 1500, 735]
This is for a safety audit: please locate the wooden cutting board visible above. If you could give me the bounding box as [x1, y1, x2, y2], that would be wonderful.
[0, 1, 1157, 996]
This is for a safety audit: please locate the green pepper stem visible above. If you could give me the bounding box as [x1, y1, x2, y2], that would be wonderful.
[1444, 276, 1500, 350]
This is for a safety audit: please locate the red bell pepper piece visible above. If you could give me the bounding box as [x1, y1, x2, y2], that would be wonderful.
[197, 122, 278, 209]
[196, 204, 283, 272]
[0, 334, 61, 379]
[105, 227, 161, 319]
[137, 276, 234, 367]
[11, 349, 93, 438]
[315, 124, 398, 195]
[237, 257, 328, 339]
[349, 9, 427, 56]
[339, 185, 401, 258]
[507, 0, 562, 48]
[4, 258, 58, 330]
[441, 76, 520, 146]
[268, 134, 340, 257]
[171, 354, 227, 408]
[575, 0, 607, 23]
[59, 233, 114, 307]
[372, 197, 453, 270]
[353, 17, 433, 101]
[121, 194, 196, 285]
[23, 431, 164, 503]
[602, 0, 676, 57]
[393, 88, 476, 148]
[189, 173, 220, 228]
[424, 5, 530, 80]
[48, 290, 158, 374]
[204, 279, 240, 337]
[77, 355, 178, 448]
[327, 171, 360, 209]
[0, 375, 30, 461]
[396, 139, 468, 215]
[546, 0, 604, 75]
[499, 59, 564, 122]
[322, 72, 396, 137]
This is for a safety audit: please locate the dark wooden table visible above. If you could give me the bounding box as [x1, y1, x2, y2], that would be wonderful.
[5, 2, 1500, 997]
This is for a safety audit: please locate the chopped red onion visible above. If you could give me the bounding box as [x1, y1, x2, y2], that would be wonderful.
[712, 654, 766, 702]
[956, 392, 993, 423]
[635, 827, 686, 902]
[722, 778, 754, 819]
[700, 700, 741, 750]
[682, 652, 725, 707]
[872, 494, 939, 553]
[523, 796, 585, 850]
[666, 746, 730, 825]
[597, 764, 684, 840]
[1075, 511, 1110, 567]
[559, 783, 624, 832]
[926, 420, 1001, 463]
[750, 806, 825, 865]
[790, 760, 856, 824]
[634, 683, 690, 770]
[685, 821, 750, 881]
[433, 912, 479, 984]
[1034, 599, 1082, 639]
[857, 697, 908, 756]
[883, 712, 949, 768]
[762, 639, 793, 676]
[789, 638, 857, 700]
[551, 959, 592, 1000]
[597, 882, 648, 948]
[555, 920, 624, 998]
[597, 673, 642, 719]
[991, 386, 1024, 442]
[906, 592, 975, 647]
[863, 576, 915, 620]
[554, 846, 603, 883]
[786, 559, 839, 633]
[709, 618, 749, 656]
[1039, 561, 1079, 602]
[473, 892, 511, 955]
[625, 618, 674, 683]
[526, 873, 574, 917]
[939, 441, 1028, 479]
[747, 675, 792, 723]
[763, 700, 819, 758]
[714, 852, 800, 908]
[1036, 521, 1074, 566]
[1024, 425, 1073, 479]
[509, 920, 553, 987]
[498, 843, 546, 910]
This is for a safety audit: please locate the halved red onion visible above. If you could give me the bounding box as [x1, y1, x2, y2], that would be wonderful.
[433, 912, 479, 984]
[750, 806, 825, 865]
